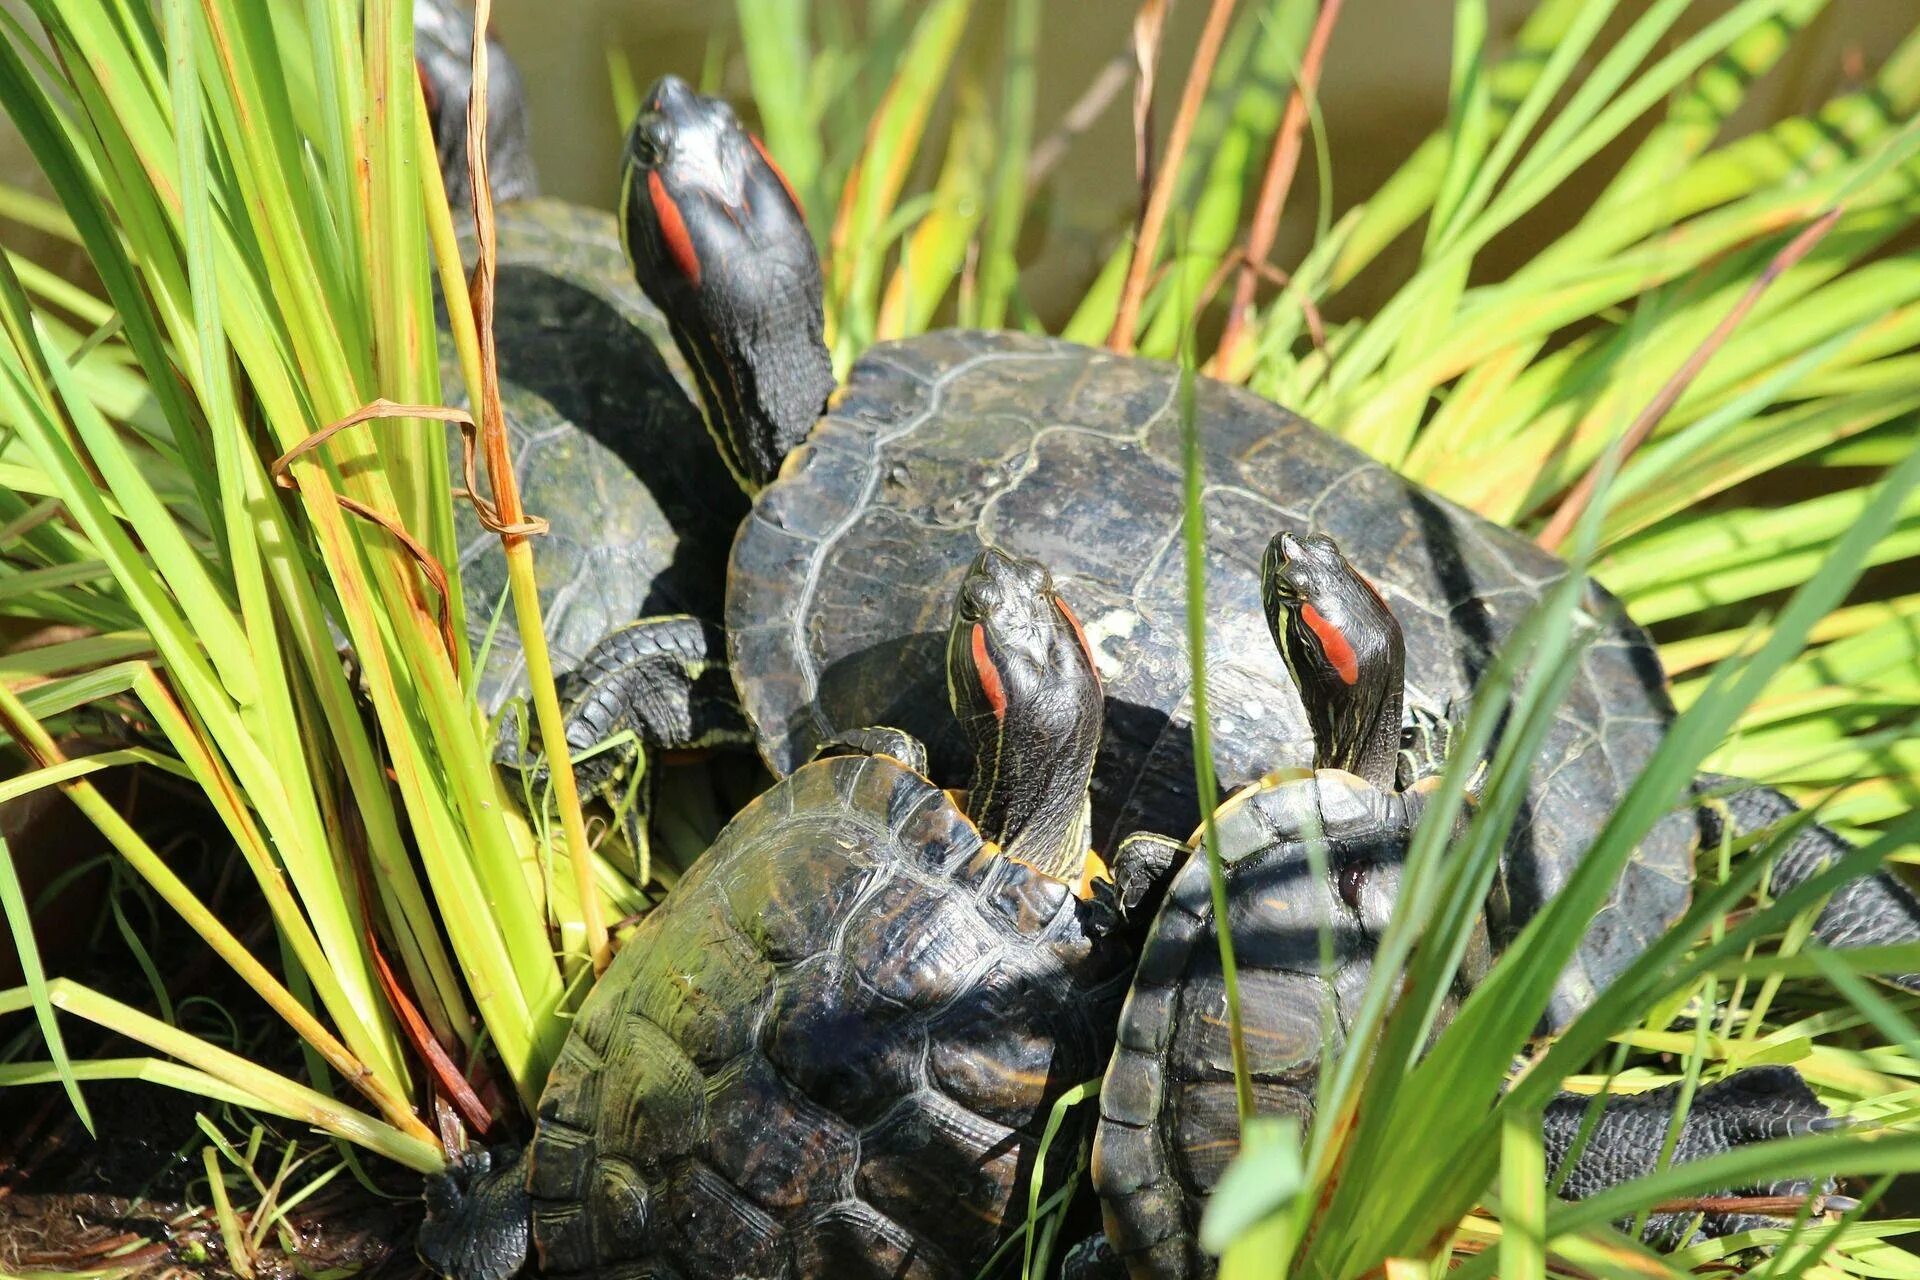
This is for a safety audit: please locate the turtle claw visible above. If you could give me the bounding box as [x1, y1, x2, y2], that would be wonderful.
[418, 1145, 531, 1280]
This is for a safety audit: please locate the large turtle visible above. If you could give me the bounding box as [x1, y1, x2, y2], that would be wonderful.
[1085, 532, 1867, 1279]
[416, 2, 749, 847]
[598, 75, 1920, 1032]
[419, 548, 1131, 1279]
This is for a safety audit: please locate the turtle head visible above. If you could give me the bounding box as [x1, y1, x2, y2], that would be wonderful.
[1263, 531, 1405, 789]
[414, 0, 538, 214]
[946, 547, 1103, 883]
[620, 76, 835, 495]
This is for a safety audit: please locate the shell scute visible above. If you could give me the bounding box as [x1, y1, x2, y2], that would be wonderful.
[892, 784, 983, 877]
[527, 1116, 597, 1201]
[1101, 1180, 1188, 1261]
[844, 878, 993, 1007]
[1115, 979, 1178, 1057]
[658, 1164, 783, 1279]
[591, 1013, 707, 1160]
[1098, 1049, 1164, 1132]
[590, 1160, 655, 1255]
[529, 1196, 596, 1274]
[758, 437, 871, 541]
[764, 954, 921, 1125]
[978, 860, 1074, 938]
[723, 829, 879, 965]
[1175, 966, 1330, 1083]
[628, 903, 769, 1071]
[791, 1202, 947, 1280]
[926, 962, 1104, 1129]
[856, 1093, 1024, 1264]
[702, 1055, 857, 1214]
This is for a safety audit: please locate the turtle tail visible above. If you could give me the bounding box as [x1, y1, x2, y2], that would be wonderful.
[1695, 773, 1920, 990]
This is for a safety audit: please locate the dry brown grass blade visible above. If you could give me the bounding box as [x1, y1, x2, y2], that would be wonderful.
[1027, 52, 1132, 193]
[1644, 1192, 1844, 1218]
[1535, 206, 1844, 551]
[269, 402, 465, 666]
[1130, 0, 1171, 218]
[1213, 0, 1344, 375]
[1109, 0, 1241, 353]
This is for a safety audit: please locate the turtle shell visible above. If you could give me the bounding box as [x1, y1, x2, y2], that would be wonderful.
[522, 751, 1129, 1278]
[1091, 772, 1457, 1279]
[728, 329, 1691, 1018]
[442, 199, 747, 710]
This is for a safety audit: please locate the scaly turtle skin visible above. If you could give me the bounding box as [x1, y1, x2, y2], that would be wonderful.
[1087, 533, 1857, 1279]
[615, 76, 1920, 1034]
[419, 549, 1131, 1279]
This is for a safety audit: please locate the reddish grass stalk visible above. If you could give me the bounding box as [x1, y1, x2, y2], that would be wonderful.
[1108, 0, 1240, 353]
[1535, 206, 1844, 551]
[1213, 0, 1345, 379]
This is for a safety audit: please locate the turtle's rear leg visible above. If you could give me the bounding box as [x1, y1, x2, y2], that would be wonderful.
[1546, 1065, 1845, 1244]
[419, 1145, 531, 1280]
[1695, 774, 1920, 990]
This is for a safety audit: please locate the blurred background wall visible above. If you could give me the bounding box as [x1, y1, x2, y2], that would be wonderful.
[490, 0, 1916, 320]
[0, 1, 1913, 321]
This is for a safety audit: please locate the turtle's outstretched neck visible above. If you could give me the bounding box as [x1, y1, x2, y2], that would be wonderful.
[947, 548, 1104, 883]
[1696, 774, 1920, 988]
[618, 75, 835, 493]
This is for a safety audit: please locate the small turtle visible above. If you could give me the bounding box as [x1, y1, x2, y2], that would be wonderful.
[600, 76, 1920, 1029]
[1087, 532, 1861, 1279]
[416, 2, 749, 852]
[419, 548, 1132, 1279]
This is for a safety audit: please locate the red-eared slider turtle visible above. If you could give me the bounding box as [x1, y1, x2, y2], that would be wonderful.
[604, 76, 1920, 1031]
[1085, 532, 1867, 1279]
[416, 4, 750, 848]
[419, 548, 1131, 1279]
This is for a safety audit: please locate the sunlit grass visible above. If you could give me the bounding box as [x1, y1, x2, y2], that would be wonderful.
[0, 0, 1916, 1274]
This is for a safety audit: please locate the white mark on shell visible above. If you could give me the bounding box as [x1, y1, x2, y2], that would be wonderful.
[1080, 608, 1140, 682]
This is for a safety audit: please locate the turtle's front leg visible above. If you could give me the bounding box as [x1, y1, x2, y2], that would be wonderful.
[1088, 831, 1187, 941]
[1544, 1065, 1846, 1244]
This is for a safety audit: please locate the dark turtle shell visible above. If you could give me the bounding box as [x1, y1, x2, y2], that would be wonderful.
[1092, 772, 1460, 1279]
[441, 199, 747, 710]
[728, 329, 1689, 1016]
[522, 751, 1129, 1278]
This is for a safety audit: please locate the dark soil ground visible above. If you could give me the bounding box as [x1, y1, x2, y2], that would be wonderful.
[0, 763, 427, 1277]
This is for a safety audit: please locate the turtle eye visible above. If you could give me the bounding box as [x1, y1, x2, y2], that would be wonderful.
[631, 116, 671, 168]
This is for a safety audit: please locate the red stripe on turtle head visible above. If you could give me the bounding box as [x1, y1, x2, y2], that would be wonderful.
[971, 622, 1008, 721]
[750, 133, 803, 215]
[1054, 597, 1102, 698]
[646, 169, 702, 286]
[1301, 603, 1359, 686]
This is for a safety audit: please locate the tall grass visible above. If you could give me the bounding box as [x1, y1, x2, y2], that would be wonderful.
[0, 0, 1916, 1274]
